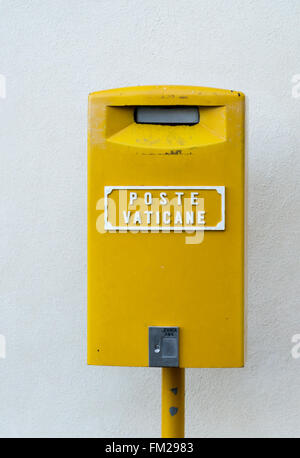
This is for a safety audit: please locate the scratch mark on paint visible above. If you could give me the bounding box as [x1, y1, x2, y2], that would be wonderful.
[169, 407, 178, 416]
[140, 151, 192, 156]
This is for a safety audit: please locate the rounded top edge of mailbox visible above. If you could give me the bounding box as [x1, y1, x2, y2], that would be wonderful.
[88, 85, 245, 100]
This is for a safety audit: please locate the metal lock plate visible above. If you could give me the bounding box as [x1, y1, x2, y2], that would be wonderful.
[149, 327, 179, 367]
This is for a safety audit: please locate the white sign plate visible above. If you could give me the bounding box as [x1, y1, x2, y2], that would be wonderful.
[104, 186, 225, 231]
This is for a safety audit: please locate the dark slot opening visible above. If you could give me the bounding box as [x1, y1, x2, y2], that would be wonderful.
[134, 106, 199, 126]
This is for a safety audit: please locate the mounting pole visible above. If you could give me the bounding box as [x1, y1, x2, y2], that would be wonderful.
[161, 367, 185, 438]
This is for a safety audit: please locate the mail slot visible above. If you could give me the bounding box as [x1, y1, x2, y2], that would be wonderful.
[88, 85, 245, 368]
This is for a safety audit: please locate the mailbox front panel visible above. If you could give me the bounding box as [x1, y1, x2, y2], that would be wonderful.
[88, 86, 245, 368]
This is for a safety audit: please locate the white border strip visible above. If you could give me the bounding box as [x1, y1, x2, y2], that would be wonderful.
[104, 186, 225, 231]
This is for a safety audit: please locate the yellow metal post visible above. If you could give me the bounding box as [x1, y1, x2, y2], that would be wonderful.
[162, 368, 185, 438]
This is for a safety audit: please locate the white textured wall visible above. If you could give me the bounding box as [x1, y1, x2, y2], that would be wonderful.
[1, 0, 300, 438]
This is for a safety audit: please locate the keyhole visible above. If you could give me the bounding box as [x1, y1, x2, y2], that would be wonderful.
[154, 344, 160, 354]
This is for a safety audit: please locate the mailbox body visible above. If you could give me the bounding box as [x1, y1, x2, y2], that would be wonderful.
[88, 86, 245, 368]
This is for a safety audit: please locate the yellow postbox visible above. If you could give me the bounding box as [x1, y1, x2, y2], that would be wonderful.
[87, 85, 245, 370]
